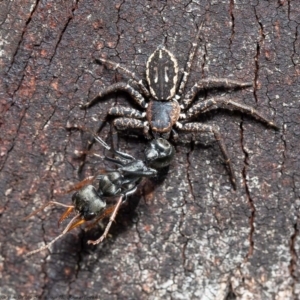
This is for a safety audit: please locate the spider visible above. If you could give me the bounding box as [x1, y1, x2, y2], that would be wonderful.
[24, 136, 175, 255]
[81, 25, 278, 188]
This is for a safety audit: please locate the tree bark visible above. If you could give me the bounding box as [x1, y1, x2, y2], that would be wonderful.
[0, 0, 298, 299]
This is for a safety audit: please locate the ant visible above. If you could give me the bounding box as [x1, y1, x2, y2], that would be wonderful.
[24, 135, 175, 256]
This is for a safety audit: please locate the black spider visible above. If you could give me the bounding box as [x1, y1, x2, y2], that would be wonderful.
[24, 136, 175, 255]
[81, 25, 278, 188]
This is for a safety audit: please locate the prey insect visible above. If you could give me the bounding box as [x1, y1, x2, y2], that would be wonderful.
[24, 136, 175, 256]
[82, 24, 278, 188]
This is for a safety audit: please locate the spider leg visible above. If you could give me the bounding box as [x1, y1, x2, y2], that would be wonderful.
[171, 128, 179, 141]
[108, 105, 146, 119]
[177, 23, 203, 98]
[184, 97, 278, 129]
[80, 83, 148, 150]
[81, 82, 147, 110]
[107, 105, 148, 148]
[87, 195, 124, 245]
[95, 58, 150, 98]
[113, 117, 151, 139]
[178, 122, 236, 189]
[182, 79, 253, 108]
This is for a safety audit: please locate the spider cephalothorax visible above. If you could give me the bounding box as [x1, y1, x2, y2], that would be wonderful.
[81, 25, 278, 188]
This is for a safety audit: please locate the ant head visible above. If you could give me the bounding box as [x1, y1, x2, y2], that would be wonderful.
[144, 138, 175, 169]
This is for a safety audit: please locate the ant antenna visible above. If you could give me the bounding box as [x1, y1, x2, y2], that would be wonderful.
[66, 123, 111, 151]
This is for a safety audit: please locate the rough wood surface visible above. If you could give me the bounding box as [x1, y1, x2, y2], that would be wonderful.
[0, 1, 298, 299]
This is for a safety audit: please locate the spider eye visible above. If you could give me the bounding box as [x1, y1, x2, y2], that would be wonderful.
[146, 47, 178, 101]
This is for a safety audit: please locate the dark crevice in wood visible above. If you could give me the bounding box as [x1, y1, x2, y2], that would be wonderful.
[201, 35, 207, 79]
[291, 24, 298, 67]
[253, 6, 265, 105]
[289, 222, 298, 278]
[240, 119, 255, 259]
[49, 0, 79, 65]
[0, 107, 26, 172]
[186, 143, 196, 203]
[225, 281, 237, 300]
[6, 0, 40, 74]
[229, 0, 235, 48]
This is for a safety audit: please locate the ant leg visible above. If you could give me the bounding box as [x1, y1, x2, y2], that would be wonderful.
[182, 79, 253, 108]
[179, 122, 236, 189]
[88, 195, 124, 245]
[66, 121, 108, 157]
[61, 176, 95, 194]
[25, 213, 81, 257]
[24, 201, 74, 221]
[84, 205, 118, 231]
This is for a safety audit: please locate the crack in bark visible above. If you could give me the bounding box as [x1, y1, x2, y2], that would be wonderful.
[115, 0, 125, 46]
[200, 31, 207, 79]
[69, 230, 85, 299]
[225, 280, 237, 300]
[0, 0, 13, 26]
[291, 24, 298, 67]
[279, 123, 287, 179]
[2, 0, 82, 179]
[44, 183, 70, 297]
[49, 0, 79, 65]
[287, 0, 291, 19]
[289, 223, 298, 281]
[186, 144, 196, 204]
[253, 7, 265, 105]
[6, 0, 40, 74]
[0, 107, 26, 172]
[289, 219, 299, 299]
[229, 0, 235, 48]
[237, 9, 268, 260]
[40, 221, 50, 300]
[240, 121, 255, 259]
[41, 106, 57, 131]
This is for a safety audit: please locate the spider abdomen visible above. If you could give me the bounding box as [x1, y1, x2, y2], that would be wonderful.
[147, 100, 180, 133]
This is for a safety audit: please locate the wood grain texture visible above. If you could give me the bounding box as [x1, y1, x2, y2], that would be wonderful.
[0, 0, 297, 299]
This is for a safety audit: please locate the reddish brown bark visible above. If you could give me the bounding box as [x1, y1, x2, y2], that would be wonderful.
[0, 0, 298, 299]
